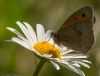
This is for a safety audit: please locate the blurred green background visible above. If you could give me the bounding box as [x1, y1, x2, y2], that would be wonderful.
[0, 0, 100, 76]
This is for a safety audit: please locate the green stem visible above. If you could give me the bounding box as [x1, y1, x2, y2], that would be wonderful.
[33, 59, 45, 76]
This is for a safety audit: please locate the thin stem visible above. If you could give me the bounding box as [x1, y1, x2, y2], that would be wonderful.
[33, 59, 45, 76]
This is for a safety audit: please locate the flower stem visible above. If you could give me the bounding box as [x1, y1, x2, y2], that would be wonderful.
[33, 58, 45, 76]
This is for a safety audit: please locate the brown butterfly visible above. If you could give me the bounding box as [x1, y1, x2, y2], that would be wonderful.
[51, 6, 95, 54]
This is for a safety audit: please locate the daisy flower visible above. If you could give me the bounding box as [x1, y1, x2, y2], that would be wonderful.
[6, 21, 91, 76]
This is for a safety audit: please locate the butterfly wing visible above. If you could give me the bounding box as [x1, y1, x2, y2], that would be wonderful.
[56, 6, 95, 53]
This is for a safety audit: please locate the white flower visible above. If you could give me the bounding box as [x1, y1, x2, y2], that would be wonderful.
[6, 21, 91, 76]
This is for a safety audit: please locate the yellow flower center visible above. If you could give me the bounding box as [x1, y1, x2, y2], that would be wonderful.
[33, 42, 61, 58]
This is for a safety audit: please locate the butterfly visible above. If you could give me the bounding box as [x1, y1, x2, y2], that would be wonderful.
[51, 6, 95, 54]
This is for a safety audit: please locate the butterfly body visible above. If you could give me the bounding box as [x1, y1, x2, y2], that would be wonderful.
[51, 6, 95, 54]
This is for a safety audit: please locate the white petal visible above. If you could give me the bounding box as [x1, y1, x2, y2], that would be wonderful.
[60, 61, 85, 76]
[48, 38, 54, 44]
[82, 60, 91, 64]
[16, 21, 33, 45]
[61, 49, 74, 55]
[36, 24, 45, 42]
[6, 27, 32, 46]
[72, 63, 81, 67]
[18, 36, 31, 46]
[45, 30, 52, 41]
[31, 48, 42, 57]
[60, 46, 68, 52]
[6, 27, 23, 37]
[73, 66, 85, 76]
[11, 37, 31, 49]
[42, 54, 52, 58]
[62, 55, 87, 59]
[23, 22, 37, 44]
[60, 61, 79, 74]
[50, 61, 60, 70]
[49, 57, 60, 61]
[73, 61, 90, 68]
[64, 54, 87, 56]
[55, 44, 61, 49]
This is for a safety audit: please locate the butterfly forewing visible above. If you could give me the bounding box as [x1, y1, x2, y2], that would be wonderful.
[52, 6, 95, 54]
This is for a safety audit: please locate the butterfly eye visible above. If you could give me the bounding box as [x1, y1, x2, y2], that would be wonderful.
[81, 13, 86, 17]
